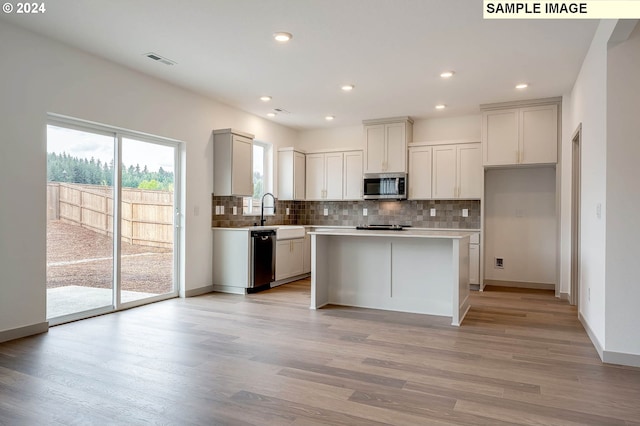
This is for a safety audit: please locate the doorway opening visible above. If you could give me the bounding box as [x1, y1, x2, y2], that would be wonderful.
[570, 124, 582, 307]
[46, 115, 182, 324]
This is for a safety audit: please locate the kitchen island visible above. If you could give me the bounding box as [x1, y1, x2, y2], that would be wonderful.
[308, 228, 472, 326]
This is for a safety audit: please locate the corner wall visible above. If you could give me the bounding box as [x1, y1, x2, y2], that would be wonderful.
[605, 21, 640, 361]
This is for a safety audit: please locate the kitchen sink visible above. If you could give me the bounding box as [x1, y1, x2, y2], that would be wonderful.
[276, 225, 306, 240]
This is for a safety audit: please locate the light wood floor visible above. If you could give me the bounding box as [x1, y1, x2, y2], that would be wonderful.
[1, 280, 639, 425]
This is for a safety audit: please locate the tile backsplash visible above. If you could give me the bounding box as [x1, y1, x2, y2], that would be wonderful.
[212, 195, 480, 229]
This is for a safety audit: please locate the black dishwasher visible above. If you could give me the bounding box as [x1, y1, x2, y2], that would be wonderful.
[250, 229, 276, 289]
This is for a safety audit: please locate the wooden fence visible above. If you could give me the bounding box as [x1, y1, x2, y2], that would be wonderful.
[47, 182, 174, 249]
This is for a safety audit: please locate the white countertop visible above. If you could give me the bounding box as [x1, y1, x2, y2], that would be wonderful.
[308, 228, 474, 239]
[213, 225, 480, 233]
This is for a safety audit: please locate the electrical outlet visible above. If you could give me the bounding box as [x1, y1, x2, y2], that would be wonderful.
[220, 206, 224, 215]
[286, 207, 290, 215]
[462, 209, 468, 217]
[233, 206, 237, 215]
[430, 208, 436, 217]
[215, 206, 220, 215]
[363, 208, 368, 216]
[495, 257, 504, 269]
[323, 208, 329, 216]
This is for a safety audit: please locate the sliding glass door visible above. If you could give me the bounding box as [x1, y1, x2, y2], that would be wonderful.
[46, 118, 181, 323]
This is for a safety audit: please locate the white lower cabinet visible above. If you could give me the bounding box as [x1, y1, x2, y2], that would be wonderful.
[469, 233, 480, 285]
[303, 231, 311, 273]
[276, 239, 304, 281]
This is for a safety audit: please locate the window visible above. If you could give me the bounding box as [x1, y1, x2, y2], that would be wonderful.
[243, 141, 272, 215]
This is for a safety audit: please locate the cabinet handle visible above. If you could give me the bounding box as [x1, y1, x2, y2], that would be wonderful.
[520, 150, 524, 163]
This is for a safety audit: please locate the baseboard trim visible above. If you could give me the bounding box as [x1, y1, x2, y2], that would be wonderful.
[579, 312, 604, 360]
[211, 285, 247, 295]
[603, 350, 640, 368]
[559, 292, 570, 301]
[483, 279, 555, 290]
[184, 285, 216, 297]
[0, 321, 49, 343]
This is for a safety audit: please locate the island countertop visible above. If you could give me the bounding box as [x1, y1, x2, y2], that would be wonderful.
[308, 228, 474, 239]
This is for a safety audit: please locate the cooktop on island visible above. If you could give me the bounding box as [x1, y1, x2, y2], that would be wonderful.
[355, 224, 409, 231]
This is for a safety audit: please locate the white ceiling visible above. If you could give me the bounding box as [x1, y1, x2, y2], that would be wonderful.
[2, 0, 599, 130]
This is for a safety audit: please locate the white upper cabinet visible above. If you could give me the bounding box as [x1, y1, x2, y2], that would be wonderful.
[482, 101, 559, 166]
[408, 146, 432, 199]
[305, 152, 344, 200]
[278, 148, 305, 201]
[213, 129, 254, 196]
[363, 117, 413, 173]
[343, 151, 363, 200]
[432, 145, 457, 199]
[457, 144, 482, 199]
[411, 142, 481, 200]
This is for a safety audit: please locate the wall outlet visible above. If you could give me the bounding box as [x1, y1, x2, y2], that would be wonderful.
[363, 208, 368, 216]
[430, 208, 436, 217]
[233, 206, 237, 215]
[495, 257, 504, 269]
[215, 206, 220, 215]
[286, 207, 290, 215]
[323, 208, 328, 216]
[462, 208, 468, 217]
[220, 206, 225, 215]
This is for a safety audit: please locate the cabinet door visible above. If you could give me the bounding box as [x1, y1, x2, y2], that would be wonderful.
[293, 152, 306, 200]
[290, 239, 305, 277]
[277, 150, 294, 200]
[469, 243, 480, 285]
[275, 240, 292, 281]
[343, 151, 363, 200]
[482, 109, 519, 166]
[324, 152, 344, 200]
[520, 105, 558, 164]
[385, 122, 407, 173]
[432, 145, 456, 198]
[364, 124, 385, 173]
[231, 135, 253, 196]
[305, 154, 325, 200]
[408, 146, 432, 199]
[457, 144, 482, 199]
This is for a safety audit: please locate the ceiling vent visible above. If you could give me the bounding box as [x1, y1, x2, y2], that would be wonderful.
[274, 108, 292, 114]
[144, 52, 176, 66]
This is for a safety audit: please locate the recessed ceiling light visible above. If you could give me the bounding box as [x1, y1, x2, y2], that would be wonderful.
[516, 83, 529, 89]
[325, 115, 335, 121]
[440, 71, 455, 78]
[435, 104, 446, 110]
[341, 84, 354, 91]
[267, 112, 277, 117]
[260, 96, 272, 102]
[273, 32, 293, 42]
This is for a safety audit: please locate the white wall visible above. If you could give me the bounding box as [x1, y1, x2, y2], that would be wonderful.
[297, 115, 481, 152]
[605, 22, 640, 358]
[559, 20, 617, 349]
[484, 168, 557, 284]
[0, 23, 298, 334]
[413, 114, 481, 142]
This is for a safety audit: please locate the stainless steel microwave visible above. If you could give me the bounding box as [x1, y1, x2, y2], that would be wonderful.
[363, 173, 407, 200]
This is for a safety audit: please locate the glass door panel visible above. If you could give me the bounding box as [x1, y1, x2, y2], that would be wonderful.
[46, 125, 115, 319]
[120, 137, 176, 304]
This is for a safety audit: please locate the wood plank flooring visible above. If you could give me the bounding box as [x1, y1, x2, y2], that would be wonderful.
[1, 281, 639, 425]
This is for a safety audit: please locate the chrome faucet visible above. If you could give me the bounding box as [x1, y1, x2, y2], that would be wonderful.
[260, 192, 276, 226]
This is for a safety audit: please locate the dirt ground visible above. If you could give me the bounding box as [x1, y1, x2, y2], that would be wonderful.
[47, 220, 174, 294]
